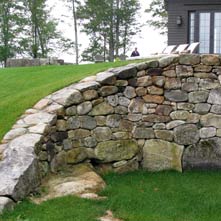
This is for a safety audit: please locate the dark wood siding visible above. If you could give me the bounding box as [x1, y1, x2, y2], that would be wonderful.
[167, 0, 221, 45]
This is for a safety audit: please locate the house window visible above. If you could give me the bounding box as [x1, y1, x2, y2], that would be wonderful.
[214, 12, 221, 53]
[189, 12, 195, 43]
[199, 13, 211, 53]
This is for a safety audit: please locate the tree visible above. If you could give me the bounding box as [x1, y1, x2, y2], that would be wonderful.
[145, 0, 168, 35]
[22, 0, 60, 58]
[0, 0, 25, 67]
[78, 0, 140, 62]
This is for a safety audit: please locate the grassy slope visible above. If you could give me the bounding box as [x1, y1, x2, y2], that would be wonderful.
[2, 171, 221, 221]
[0, 61, 134, 140]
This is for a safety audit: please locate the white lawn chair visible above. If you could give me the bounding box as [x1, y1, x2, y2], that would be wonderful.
[162, 45, 177, 54]
[181, 42, 200, 54]
[173, 44, 189, 54]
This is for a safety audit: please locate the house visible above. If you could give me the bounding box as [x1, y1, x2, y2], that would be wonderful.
[165, 0, 221, 53]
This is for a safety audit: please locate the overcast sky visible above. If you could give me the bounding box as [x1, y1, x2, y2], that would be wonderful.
[48, 0, 166, 62]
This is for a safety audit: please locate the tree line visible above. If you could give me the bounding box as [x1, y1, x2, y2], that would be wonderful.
[0, 0, 144, 67]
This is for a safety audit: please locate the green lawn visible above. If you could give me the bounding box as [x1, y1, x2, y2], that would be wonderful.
[0, 61, 137, 141]
[1, 170, 221, 221]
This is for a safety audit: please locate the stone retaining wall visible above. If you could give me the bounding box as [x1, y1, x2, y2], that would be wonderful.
[1, 54, 221, 211]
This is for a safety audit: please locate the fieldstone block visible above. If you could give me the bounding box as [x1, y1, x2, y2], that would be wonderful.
[146, 60, 159, 68]
[110, 65, 137, 79]
[106, 115, 121, 128]
[201, 113, 221, 128]
[154, 130, 174, 141]
[183, 138, 221, 170]
[155, 105, 173, 116]
[3, 128, 27, 141]
[201, 54, 220, 66]
[182, 82, 198, 92]
[0, 197, 15, 214]
[159, 55, 179, 68]
[176, 65, 193, 77]
[147, 86, 163, 95]
[143, 114, 170, 123]
[136, 76, 152, 87]
[199, 127, 216, 138]
[211, 105, 221, 114]
[79, 116, 97, 130]
[194, 65, 212, 72]
[179, 54, 200, 65]
[142, 139, 184, 172]
[123, 86, 136, 98]
[194, 103, 211, 114]
[83, 90, 98, 101]
[72, 81, 100, 92]
[132, 127, 155, 139]
[174, 124, 199, 145]
[77, 101, 92, 115]
[188, 91, 209, 103]
[67, 117, 80, 129]
[94, 140, 138, 162]
[107, 95, 119, 107]
[96, 72, 116, 85]
[84, 137, 97, 148]
[163, 70, 176, 77]
[177, 103, 195, 111]
[166, 120, 185, 130]
[99, 86, 118, 97]
[68, 129, 90, 139]
[90, 102, 114, 116]
[165, 90, 188, 102]
[164, 77, 181, 89]
[152, 76, 165, 87]
[143, 94, 164, 104]
[170, 111, 189, 120]
[208, 88, 221, 105]
[128, 98, 144, 113]
[93, 127, 112, 142]
[66, 148, 88, 164]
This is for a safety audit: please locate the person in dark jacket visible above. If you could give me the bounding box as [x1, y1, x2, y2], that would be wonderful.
[131, 47, 140, 57]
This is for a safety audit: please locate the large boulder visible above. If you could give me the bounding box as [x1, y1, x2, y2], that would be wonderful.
[94, 140, 139, 163]
[142, 139, 184, 172]
[183, 138, 221, 170]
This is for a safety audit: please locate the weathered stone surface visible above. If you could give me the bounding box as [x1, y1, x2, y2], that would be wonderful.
[163, 70, 176, 77]
[93, 127, 112, 142]
[170, 111, 189, 120]
[72, 81, 100, 92]
[33, 164, 106, 203]
[174, 124, 199, 145]
[84, 137, 97, 148]
[177, 103, 194, 111]
[115, 80, 128, 87]
[100, 86, 118, 97]
[208, 88, 221, 105]
[115, 106, 128, 115]
[118, 96, 130, 107]
[56, 120, 67, 131]
[110, 65, 137, 79]
[183, 138, 221, 170]
[123, 86, 136, 98]
[159, 55, 179, 68]
[95, 116, 106, 126]
[119, 119, 133, 131]
[83, 90, 98, 101]
[146, 60, 159, 68]
[155, 130, 173, 141]
[179, 54, 200, 65]
[201, 54, 220, 66]
[96, 72, 116, 85]
[3, 128, 27, 141]
[128, 114, 142, 122]
[155, 105, 173, 116]
[79, 116, 97, 130]
[68, 129, 90, 139]
[29, 123, 49, 134]
[132, 127, 155, 139]
[200, 127, 216, 138]
[201, 113, 221, 128]
[186, 113, 200, 124]
[128, 98, 144, 113]
[106, 115, 121, 128]
[90, 102, 114, 116]
[136, 76, 152, 87]
[147, 85, 163, 95]
[164, 77, 181, 89]
[152, 76, 165, 87]
[143, 114, 170, 123]
[66, 148, 88, 164]
[95, 140, 138, 162]
[0, 134, 42, 201]
[34, 98, 52, 110]
[182, 82, 198, 92]
[23, 112, 56, 126]
[188, 91, 209, 103]
[211, 105, 221, 114]
[107, 95, 119, 107]
[142, 139, 184, 172]
[194, 103, 211, 114]
[194, 65, 212, 72]
[199, 79, 220, 90]
[136, 87, 147, 96]
[143, 94, 164, 104]
[0, 197, 15, 214]
[165, 90, 188, 102]
[67, 117, 80, 129]
[52, 88, 83, 106]
[77, 101, 92, 115]
[176, 65, 193, 77]
[147, 68, 163, 76]
[113, 132, 130, 140]
[153, 123, 166, 130]
[66, 106, 77, 116]
[166, 120, 185, 130]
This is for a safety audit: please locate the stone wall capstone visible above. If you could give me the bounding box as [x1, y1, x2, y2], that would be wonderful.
[1, 53, 221, 212]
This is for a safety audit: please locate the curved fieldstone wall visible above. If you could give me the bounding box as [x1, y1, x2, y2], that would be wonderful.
[1, 53, 221, 210]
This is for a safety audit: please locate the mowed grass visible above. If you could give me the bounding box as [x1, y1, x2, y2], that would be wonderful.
[2, 170, 221, 221]
[0, 61, 137, 140]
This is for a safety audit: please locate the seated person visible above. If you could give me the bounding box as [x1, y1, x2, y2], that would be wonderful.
[131, 47, 140, 57]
